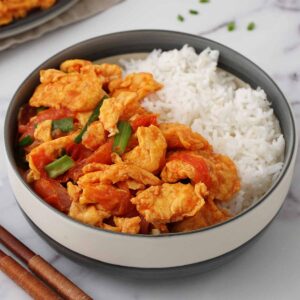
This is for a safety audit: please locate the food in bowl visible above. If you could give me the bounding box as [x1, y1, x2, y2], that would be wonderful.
[0, 0, 56, 26]
[15, 46, 284, 235]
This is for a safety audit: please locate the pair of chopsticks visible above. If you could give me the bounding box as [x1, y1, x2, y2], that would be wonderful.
[0, 225, 92, 299]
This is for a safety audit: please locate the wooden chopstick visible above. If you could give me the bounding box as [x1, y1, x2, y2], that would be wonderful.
[0, 225, 92, 300]
[0, 249, 60, 299]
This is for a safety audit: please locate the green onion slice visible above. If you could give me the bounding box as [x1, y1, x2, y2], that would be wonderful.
[18, 135, 33, 147]
[74, 95, 108, 144]
[189, 9, 199, 15]
[44, 155, 75, 179]
[52, 118, 74, 133]
[227, 21, 236, 32]
[247, 22, 255, 31]
[199, 0, 209, 3]
[177, 14, 184, 22]
[112, 121, 132, 155]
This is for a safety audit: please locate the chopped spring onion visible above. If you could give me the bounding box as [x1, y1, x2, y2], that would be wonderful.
[227, 21, 236, 31]
[177, 14, 184, 22]
[189, 9, 199, 15]
[52, 118, 74, 133]
[44, 155, 75, 179]
[199, 0, 209, 3]
[247, 22, 256, 31]
[112, 121, 132, 155]
[18, 135, 33, 147]
[74, 95, 108, 144]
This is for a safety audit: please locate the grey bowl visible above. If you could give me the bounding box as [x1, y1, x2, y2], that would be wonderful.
[4, 30, 297, 277]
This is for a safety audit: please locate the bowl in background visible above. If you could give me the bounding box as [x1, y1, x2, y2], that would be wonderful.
[0, 0, 78, 39]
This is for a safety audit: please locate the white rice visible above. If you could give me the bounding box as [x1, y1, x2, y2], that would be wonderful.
[121, 45, 285, 214]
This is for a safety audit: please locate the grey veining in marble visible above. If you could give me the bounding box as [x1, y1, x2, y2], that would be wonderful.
[0, 0, 300, 299]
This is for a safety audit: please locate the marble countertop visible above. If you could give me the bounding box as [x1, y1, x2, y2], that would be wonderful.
[0, 0, 300, 299]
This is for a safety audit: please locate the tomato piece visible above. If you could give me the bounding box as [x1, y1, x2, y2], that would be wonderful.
[61, 140, 113, 182]
[170, 153, 212, 187]
[83, 183, 131, 216]
[130, 114, 157, 132]
[66, 143, 93, 162]
[86, 139, 113, 164]
[36, 108, 74, 123]
[33, 178, 71, 212]
[19, 124, 35, 138]
[19, 108, 74, 139]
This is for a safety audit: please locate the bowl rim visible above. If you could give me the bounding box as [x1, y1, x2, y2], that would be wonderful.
[4, 29, 297, 239]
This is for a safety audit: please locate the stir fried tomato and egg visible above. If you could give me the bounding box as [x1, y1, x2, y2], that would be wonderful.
[16, 59, 240, 234]
[0, 0, 56, 26]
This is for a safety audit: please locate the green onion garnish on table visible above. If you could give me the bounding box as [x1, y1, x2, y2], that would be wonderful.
[52, 118, 74, 133]
[247, 22, 256, 31]
[227, 21, 236, 32]
[189, 9, 199, 15]
[18, 135, 33, 147]
[44, 155, 75, 179]
[177, 15, 184, 22]
[112, 121, 132, 155]
[74, 95, 108, 144]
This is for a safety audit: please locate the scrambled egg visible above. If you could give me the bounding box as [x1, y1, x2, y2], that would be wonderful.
[171, 198, 229, 232]
[123, 125, 167, 173]
[109, 72, 162, 100]
[0, 0, 56, 26]
[159, 123, 212, 151]
[30, 67, 105, 112]
[82, 121, 106, 150]
[103, 217, 141, 234]
[131, 182, 206, 225]
[78, 162, 161, 187]
[34, 119, 52, 142]
[100, 92, 138, 136]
